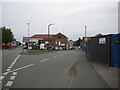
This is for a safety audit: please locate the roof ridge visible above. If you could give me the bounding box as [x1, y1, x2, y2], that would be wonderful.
[30, 34, 55, 38]
[34, 34, 56, 35]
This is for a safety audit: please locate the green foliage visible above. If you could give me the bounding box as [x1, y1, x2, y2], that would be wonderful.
[73, 38, 81, 46]
[69, 40, 74, 44]
[1, 27, 14, 44]
[69, 40, 73, 42]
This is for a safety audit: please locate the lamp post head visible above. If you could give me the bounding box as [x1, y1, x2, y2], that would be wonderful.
[48, 23, 54, 26]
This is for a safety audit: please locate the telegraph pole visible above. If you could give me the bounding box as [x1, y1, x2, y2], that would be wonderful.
[48, 23, 54, 50]
[27, 22, 30, 50]
[85, 26, 86, 37]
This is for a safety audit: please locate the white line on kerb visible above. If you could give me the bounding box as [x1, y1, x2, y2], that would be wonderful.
[6, 69, 11, 72]
[6, 81, 13, 86]
[10, 54, 21, 67]
[10, 76, 16, 80]
[0, 76, 5, 80]
[13, 72, 17, 75]
[7, 64, 34, 74]
[40, 58, 49, 63]
[8, 66, 12, 69]
[3, 72, 8, 76]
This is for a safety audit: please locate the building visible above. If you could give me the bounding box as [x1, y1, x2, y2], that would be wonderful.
[26, 33, 68, 50]
[80, 37, 92, 50]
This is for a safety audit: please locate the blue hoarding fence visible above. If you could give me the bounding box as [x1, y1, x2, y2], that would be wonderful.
[111, 34, 120, 67]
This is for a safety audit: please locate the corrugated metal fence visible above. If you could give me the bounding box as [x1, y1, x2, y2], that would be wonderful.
[111, 34, 120, 67]
[85, 33, 120, 67]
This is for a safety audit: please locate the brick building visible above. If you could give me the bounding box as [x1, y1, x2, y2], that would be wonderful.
[29, 33, 68, 50]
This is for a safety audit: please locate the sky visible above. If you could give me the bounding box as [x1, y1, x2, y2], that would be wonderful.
[1, 0, 119, 42]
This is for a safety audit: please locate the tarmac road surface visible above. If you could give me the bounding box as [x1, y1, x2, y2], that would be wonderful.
[2, 47, 110, 88]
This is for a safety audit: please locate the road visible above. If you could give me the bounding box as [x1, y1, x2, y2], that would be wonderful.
[1, 47, 110, 89]
[2, 47, 22, 73]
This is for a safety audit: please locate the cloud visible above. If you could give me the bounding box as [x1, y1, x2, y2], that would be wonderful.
[2, 2, 118, 42]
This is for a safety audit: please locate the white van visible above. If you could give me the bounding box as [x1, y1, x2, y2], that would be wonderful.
[40, 43, 46, 50]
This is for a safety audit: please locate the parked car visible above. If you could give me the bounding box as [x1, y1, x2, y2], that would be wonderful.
[49, 47, 54, 50]
[31, 45, 38, 50]
[79, 46, 81, 49]
[40, 43, 47, 50]
[23, 45, 27, 49]
[53, 47, 59, 51]
[29, 46, 32, 50]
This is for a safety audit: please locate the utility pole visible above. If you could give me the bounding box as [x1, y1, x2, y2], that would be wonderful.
[27, 22, 30, 50]
[48, 23, 54, 50]
[85, 26, 86, 37]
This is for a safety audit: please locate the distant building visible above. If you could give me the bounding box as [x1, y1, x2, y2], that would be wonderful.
[68, 40, 74, 49]
[24, 32, 69, 50]
[80, 37, 92, 50]
[80, 33, 103, 50]
[95, 33, 103, 37]
[23, 37, 29, 43]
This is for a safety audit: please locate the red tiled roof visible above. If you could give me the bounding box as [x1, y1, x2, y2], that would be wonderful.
[30, 34, 55, 38]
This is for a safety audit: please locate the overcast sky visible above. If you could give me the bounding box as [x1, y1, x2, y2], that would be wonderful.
[1, 0, 119, 42]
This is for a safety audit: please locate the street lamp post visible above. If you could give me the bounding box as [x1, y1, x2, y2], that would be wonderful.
[48, 23, 54, 50]
[27, 22, 30, 50]
[85, 26, 86, 37]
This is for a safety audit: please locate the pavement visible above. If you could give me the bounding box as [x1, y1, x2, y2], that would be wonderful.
[0, 47, 117, 89]
[69, 50, 110, 88]
[92, 62, 119, 88]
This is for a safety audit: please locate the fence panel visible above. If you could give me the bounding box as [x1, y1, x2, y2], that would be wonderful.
[111, 34, 120, 67]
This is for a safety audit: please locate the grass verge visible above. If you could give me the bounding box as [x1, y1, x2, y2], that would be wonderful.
[27, 50, 51, 53]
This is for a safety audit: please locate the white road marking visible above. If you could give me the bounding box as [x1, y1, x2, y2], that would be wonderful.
[10, 54, 21, 67]
[6, 69, 11, 72]
[8, 66, 12, 69]
[6, 81, 13, 86]
[40, 58, 49, 63]
[13, 72, 17, 75]
[3, 72, 8, 75]
[7, 64, 34, 74]
[0, 76, 5, 80]
[10, 76, 16, 80]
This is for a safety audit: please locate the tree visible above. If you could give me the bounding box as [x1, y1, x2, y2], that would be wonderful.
[73, 38, 81, 46]
[1, 27, 14, 45]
